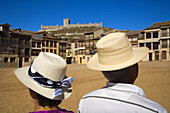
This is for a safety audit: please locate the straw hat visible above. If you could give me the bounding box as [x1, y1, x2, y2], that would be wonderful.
[14, 52, 75, 100]
[87, 32, 149, 71]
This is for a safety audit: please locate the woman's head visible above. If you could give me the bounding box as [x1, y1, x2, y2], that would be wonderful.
[14, 52, 75, 100]
[29, 89, 62, 108]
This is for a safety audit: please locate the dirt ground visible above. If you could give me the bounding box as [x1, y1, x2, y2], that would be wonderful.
[0, 61, 169, 113]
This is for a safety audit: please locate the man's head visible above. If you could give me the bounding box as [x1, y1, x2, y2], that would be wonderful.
[87, 33, 148, 83]
[102, 63, 139, 84]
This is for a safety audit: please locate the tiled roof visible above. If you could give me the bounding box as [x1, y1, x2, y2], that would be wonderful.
[9, 29, 31, 36]
[59, 41, 67, 43]
[145, 21, 170, 30]
[126, 30, 144, 36]
[0, 23, 11, 27]
[23, 30, 42, 40]
[43, 35, 58, 39]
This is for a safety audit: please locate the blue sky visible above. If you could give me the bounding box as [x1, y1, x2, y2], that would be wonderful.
[0, 0, 170, 31]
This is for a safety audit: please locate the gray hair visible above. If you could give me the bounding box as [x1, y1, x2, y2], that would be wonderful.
[102, 66, 131, 82]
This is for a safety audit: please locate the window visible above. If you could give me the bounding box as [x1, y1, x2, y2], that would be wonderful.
[0, 26, 3, 31]
[146, 33, 151, 39]
[128, 38, 132, 42]
[75, 43, 78, 48]
[133, 37, 137, 41]
[83, 56, 85, 59]
[32, 42, 36, 47]
[54, 49, 57, 54]
[86, 42, 90, 47]
[67, 50, 70, 56]
[11, 38, 17, 44]
[139, 43, 144, 47]
[90, 42, 93, 47]
[162, 39, 167, 48]
[42, 41, 45, 46]
[75, 50, 78, 55]
[24, 58, 29, 62]
[90, 50, 94, 55]
[146, 43, 151, 50]
[10, 57, 16, 63]
[86, 49, 90, 55]
[153, 42, 159, 50]
[153, 32, 158, 38]
[4, 57, 8, 63]
[37, 42, 41, 48]
[161, 29, 167, 37]
[25, 48, 30, 56]
[50, 41, 53, 47]
[46, 40, 49, 47]
[54, 41, 57, 47]
[32, 50, 36, 56]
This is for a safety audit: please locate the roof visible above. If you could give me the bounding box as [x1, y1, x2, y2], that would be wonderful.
[59, 41, 67, 43]
[78, 37, 85, 41]
[0, 23, 11, 27]
[23, 30, 37, 34]
[23, 30, 42, 40]
[145, 21, 170, 30]
[126, 30, 144, 36]
[43, 35, 58, 40]
[9, 29, 32, 36]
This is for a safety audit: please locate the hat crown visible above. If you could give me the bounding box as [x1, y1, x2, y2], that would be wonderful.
[97, 33, 130, 52]
[96, 32, 133, 65]
[33, 52, 67, 81]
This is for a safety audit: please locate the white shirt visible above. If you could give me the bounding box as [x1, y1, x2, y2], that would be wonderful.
[78, 82, 167, 113]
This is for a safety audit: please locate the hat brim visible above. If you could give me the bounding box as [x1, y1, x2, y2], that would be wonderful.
[87, 47, 149, 71]
[14, 67, 72, 100]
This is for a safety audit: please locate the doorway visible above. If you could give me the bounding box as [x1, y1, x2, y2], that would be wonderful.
[19, 57, 22, 68]
[149, 53, 152, 61]
[162, 51, 166, 60]
[155, 51, 159, 60]
[80, 57, 82, 64]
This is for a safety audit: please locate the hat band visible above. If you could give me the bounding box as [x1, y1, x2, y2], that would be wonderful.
[98, 44, 134, 65]
[28, 65, 75, 97]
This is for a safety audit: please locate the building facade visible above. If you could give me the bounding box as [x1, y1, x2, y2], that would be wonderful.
[0, 23, 32, 68]
[138, 21, 170, 61]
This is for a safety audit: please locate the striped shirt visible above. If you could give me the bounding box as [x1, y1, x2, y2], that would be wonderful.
[78, 82, 167, 113]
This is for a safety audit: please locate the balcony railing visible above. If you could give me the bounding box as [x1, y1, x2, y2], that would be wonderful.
[161, 32, 167, 37]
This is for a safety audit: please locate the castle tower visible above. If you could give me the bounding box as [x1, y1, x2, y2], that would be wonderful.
[63, 19, 70, 27]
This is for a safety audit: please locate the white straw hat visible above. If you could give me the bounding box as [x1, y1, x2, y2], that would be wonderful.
[14, 52, 75, 100]
[87, 32, 149, 71]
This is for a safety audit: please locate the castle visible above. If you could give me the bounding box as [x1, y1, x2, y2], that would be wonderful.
[39, 19, 103, 32]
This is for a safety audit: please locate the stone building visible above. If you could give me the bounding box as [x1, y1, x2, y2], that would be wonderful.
[23, 30, 43, 60]
[126, 30, 144, 48]
[138, 21, 170, 61]
[58, 41, 67, 59]
[0, 23, 32, 68]
[69, 29, 104, 64]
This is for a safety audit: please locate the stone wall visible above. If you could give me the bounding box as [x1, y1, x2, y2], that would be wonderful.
[40, 19, 102, 31]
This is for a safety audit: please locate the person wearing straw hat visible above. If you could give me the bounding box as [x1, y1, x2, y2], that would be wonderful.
[14, 52, 75, 113]
[78, 33, 167, 113]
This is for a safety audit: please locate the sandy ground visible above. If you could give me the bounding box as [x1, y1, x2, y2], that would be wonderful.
[0, 61, 170, 113]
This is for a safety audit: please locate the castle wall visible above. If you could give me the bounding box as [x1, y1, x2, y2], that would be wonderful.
[40, 19, 102, 31]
